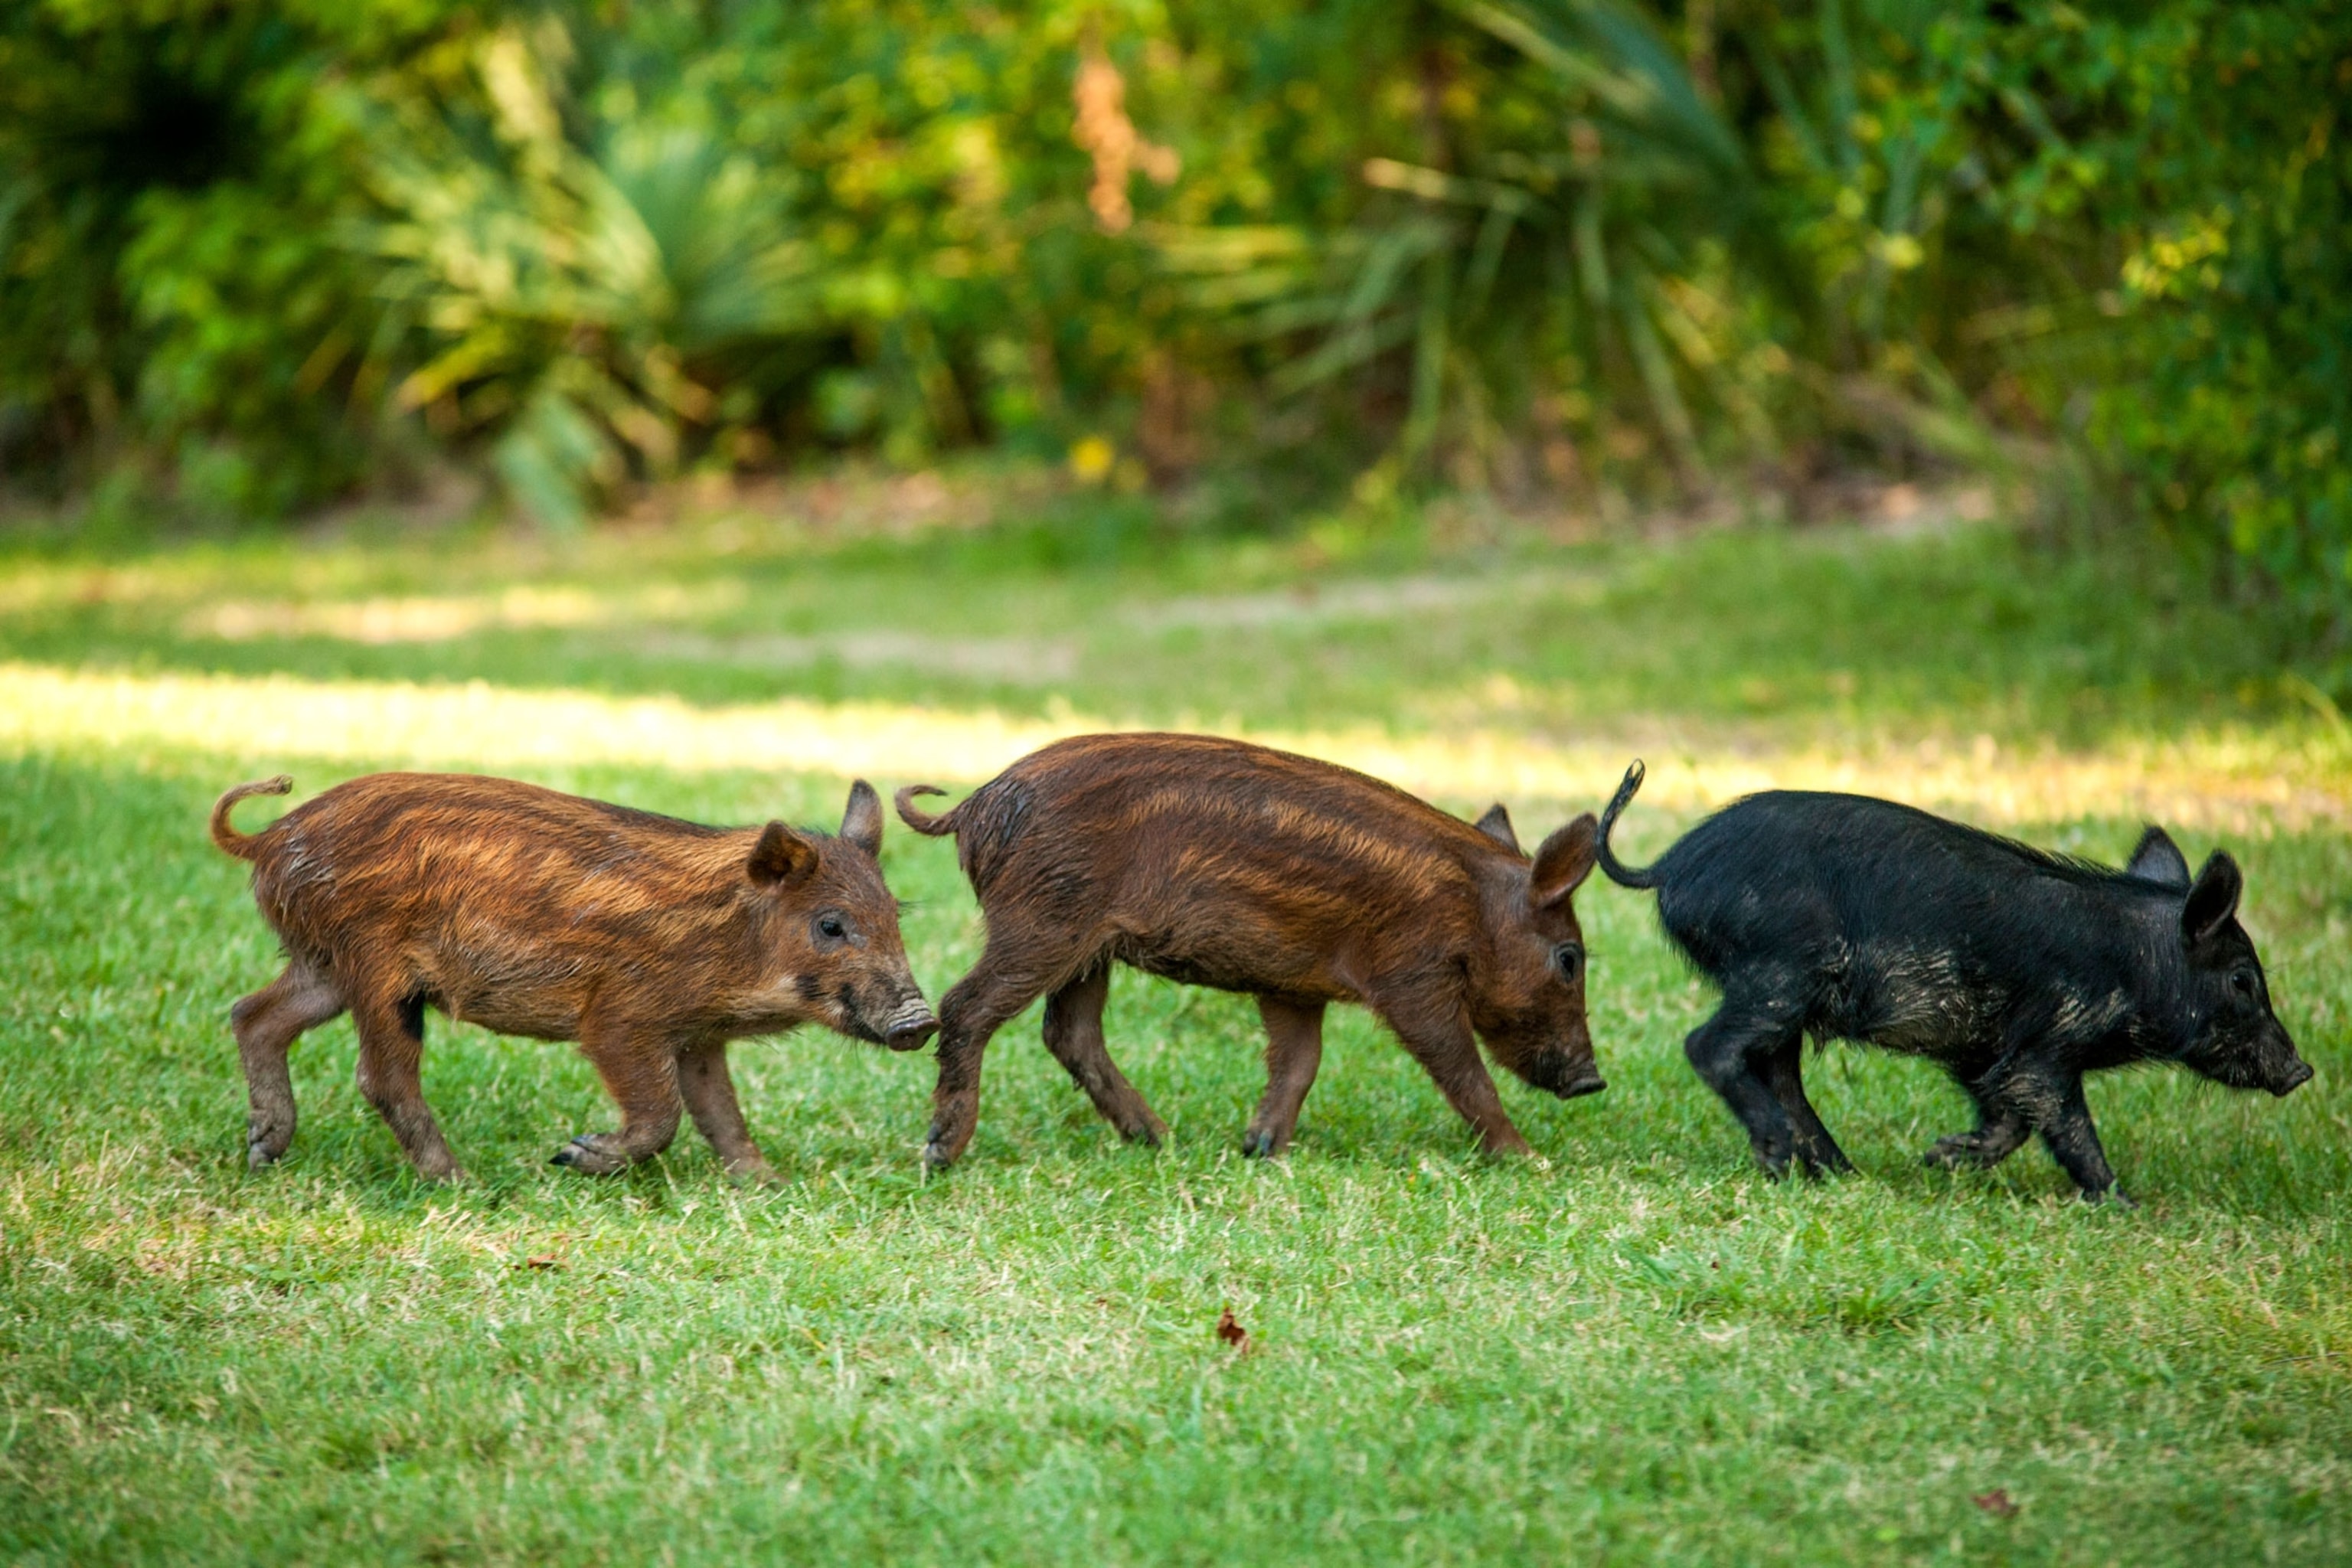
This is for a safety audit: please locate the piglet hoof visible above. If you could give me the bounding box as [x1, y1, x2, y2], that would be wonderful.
[2082, 1186, 2138, 1210]
[247, 1116, 293, 1170]
[920, 1136, 958, 1173]
[1240, 1129, 1279, 1159]
[1922, 1133, 2006, 1171]
[1795, 1148, 1853, 1180]
[723, 1157, 779, 1187]
[550, 1134, 629, 1176]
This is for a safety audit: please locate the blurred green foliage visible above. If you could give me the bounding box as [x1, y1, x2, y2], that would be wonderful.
[0, 2, 2345, 623]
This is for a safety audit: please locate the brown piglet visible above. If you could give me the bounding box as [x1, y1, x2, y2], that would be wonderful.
[896, 733, 1606, 1168]
[211, 772, 935, 1181]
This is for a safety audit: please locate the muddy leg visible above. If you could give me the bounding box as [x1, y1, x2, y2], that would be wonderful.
[1041, 965, 1166, 1146]
[554, 1014, 684, 1175]
[1684, 1001, 1805, 1178]
[677, 1039, 772, 1181]
[2027, 1073, 2128, 1204]
[1969, 1059, 2128, 1202]
[352, 988, 462, 1181]
[1759, 1034, 1851, 1176]
[1242, 996, 1325, 1158]
[1922, 1083, 2030, 1171]
[230, 961, 344, 1169]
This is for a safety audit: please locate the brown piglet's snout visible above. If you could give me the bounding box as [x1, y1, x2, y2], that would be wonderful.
[212, 772, 930, 1183]
[1517, 1037, 1607, 1099]
[881, 1004, 940, 1052]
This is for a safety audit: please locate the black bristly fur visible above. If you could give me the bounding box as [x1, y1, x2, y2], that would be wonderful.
[1595, 762, 2311, 1202]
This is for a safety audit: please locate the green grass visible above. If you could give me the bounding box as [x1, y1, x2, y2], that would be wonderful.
[3, 498, 2349, 1563]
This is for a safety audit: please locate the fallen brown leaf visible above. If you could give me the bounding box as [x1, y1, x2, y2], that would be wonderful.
[524, 1255, 561, 1271]
[1971, 1488, 2018, 1518]
[1216, 1307, 1249, 1351]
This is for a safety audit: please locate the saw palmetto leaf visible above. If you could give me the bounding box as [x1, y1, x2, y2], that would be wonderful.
[348, 28, 815, 526]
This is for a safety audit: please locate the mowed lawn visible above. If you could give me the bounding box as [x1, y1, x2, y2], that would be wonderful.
[2, 495, 2349, 1563]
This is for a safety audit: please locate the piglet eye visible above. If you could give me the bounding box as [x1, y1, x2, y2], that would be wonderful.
[817, 914, 847, 940]
[1553, 942, 1586, 982]
[2230, 969, 2256, 998]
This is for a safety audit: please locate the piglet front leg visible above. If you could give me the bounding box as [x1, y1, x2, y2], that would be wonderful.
[2034, 1075, 2132, 1206]
[676, 1039, 774, 1181]
[1922, 1084, 2031, 1171]
[1988, 1062, 2131, 1205]
[1382, 999, 1530, 1157]
[553, 1013, 684, 1174]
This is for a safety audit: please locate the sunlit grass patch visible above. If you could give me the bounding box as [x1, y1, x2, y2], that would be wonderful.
[183, 581, 745, 644]
[5, 659, 2346, 837]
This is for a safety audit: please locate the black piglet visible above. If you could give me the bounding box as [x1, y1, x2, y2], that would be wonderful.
[1596, 761, 2310, 1203]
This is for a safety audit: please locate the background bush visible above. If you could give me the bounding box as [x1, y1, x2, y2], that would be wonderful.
[2, 2, 2345, 626]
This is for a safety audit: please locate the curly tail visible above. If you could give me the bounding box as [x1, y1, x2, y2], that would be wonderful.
[1595, 760, 1661, 890]
[893, 784, 962, 838]
[211, 776, 294, 860]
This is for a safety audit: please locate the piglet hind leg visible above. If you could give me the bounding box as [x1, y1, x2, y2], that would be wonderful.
[1684, 1000, 1808, 1179]
[1041, 964, 1167, 1148]
[230, 961, 345, 1170]
[1242, 996, 1325, 1158]
[352, 988, 463, 1182]
[676, 1040, 773, 1182]
[1760, 1034, 1853, 1177]
[553, 1012, 684, 1175]
[925, 952, 1061, 1170]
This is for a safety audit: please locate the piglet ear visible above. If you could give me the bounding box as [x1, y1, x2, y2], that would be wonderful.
[2125, 825, 2191, 889]
[1474, 802, 1520, 853]
[2181, 851, 2243, 945]
[1530, 813, 1599, 910]
[747, 821, 818, 887]
[840, 779, 884, 858]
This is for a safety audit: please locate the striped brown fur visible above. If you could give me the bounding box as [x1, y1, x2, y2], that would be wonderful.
[897, 733, 1606, 1166]
[214, 772, 933, 1181]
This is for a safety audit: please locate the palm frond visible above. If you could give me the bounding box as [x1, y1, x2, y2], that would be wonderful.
[344, 28, 816, 524]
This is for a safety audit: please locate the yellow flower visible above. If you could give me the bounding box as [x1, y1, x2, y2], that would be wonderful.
[1069, 435, 1116, 484]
